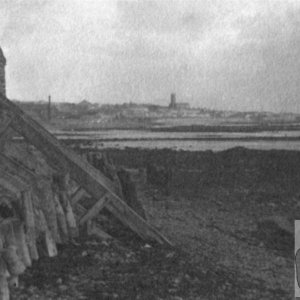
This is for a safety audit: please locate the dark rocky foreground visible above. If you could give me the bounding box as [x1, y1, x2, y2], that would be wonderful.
[12, 147, 300, 299]
[11, 231, 256, 300]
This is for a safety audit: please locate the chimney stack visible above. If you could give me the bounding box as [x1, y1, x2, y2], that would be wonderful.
[48, 95, 51, 121]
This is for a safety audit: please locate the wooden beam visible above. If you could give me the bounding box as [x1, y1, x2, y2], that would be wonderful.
[0, 168, 29, 195]
[87, 222, 113, 240]
[79, 193, 109, 225]
[70, 187, 89, 206]
[0, 117, 12, 138]
[0, 95, 172, 245]
[0, 153, 36, 184]
[0, 129, 12, 151]
[76, 204, 112, 240]
[0, 119, 13, 152]
[22, 190, 38, 260]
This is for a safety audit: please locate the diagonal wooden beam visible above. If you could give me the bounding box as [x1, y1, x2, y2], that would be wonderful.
[0, 116, 14, 151]
[0, 167, 29, 195]
[0, 95, 172, 245]
[0, 153, 37, 184]
[71, 187, 89, 206]
[0, 116, 12, 138]
[76, 204, 112, 240]
[88, 225, 112, 240]
[79, 193, 109, 225]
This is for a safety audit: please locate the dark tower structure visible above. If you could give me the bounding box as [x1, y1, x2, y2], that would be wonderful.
[169, 93, 176, 109]
[48, 95, 52, 121]
[0, 47, 6, 96]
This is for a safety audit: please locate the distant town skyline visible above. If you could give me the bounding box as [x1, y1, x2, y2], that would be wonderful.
[1, 0, 300, 112]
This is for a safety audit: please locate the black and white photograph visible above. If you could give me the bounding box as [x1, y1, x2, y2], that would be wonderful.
[0, 0, 299, 299]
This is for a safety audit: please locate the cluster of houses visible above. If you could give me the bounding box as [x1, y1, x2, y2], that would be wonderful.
[1, 46, 299, 125]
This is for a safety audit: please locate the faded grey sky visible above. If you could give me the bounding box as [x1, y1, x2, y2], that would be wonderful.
[1, 0, 300, 112]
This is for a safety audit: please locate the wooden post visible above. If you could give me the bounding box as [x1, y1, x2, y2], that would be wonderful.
[12, 221, 31, 267]
[54, 194, 69, 243]
[0, 237, 9, 300]
[37, 210, 57, 257]
[117, 168, 146, 219]
[1, 224, 26, 276]
[35, 180, 60, 244]
[2, 246, 26, 276]
[3, 222, 16, 247]
[0, 274, 9, 300]
[54, 173, 78, 238]
[0, 277, 9, 300]
[8, 276, 19, 288]
[22, 191, 38, 260]
[64, 199, 78, 238]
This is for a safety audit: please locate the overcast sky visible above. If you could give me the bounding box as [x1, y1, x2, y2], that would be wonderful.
[1, 0, 300, 112]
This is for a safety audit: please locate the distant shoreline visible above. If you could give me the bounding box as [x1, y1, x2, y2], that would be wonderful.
[51, 124, 300, 133]
[58, 136, 300, 142]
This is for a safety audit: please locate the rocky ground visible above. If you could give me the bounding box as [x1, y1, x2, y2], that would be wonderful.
[11, 147, 299, 299]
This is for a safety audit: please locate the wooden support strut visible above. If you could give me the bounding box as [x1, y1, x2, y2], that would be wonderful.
[0, 153, 37, 184]
[22, 190, 38, 260]
[0, 168, 29, 196]
[79, 193, 109, 225]
[0, 117, 12, 139]
[0, 95, 172, 245]
[55, 173, 78, 238]
[70, 187, 89, 206]
[76, 204, 113, 240]
[0, 116, 13, 154]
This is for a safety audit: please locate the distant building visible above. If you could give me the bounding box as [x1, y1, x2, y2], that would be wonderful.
[176, 103, 190, 110]
[169, 93, 176, 109]
[77, 100, 99, 111]
[123, 106, 149, 118]
[0, 47, 6, 96]
[168, 93, 190, 110]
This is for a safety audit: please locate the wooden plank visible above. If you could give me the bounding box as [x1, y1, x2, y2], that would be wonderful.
[70, 187, 89, 206]
[53, 194, 69, 243]
[13, 221, 31, 267]
[37, 210, 58, 257]
[87, 221, 113, 240]
[22, 190, 39, 260]
[76, 204, 112, 240]
[0, 168, 29, 195]
[54, 174, 78, 238]
[0, 153, 36, 184]
[0, 95, 172, 245]
[0, 117, 13, 153]
[0, 117, 12, 138]
[79, 193, 109, 225]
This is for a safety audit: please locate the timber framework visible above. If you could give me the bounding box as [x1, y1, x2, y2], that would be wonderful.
[0, 93, 172, 299]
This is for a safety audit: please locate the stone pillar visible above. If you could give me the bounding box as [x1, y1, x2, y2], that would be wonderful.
[0, 47, 6, 96]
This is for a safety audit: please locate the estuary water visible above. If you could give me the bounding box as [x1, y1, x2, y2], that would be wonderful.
[54, 130, 300, 152]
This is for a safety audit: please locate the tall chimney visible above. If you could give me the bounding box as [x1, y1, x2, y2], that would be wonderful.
[48, 95, 51, 121]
